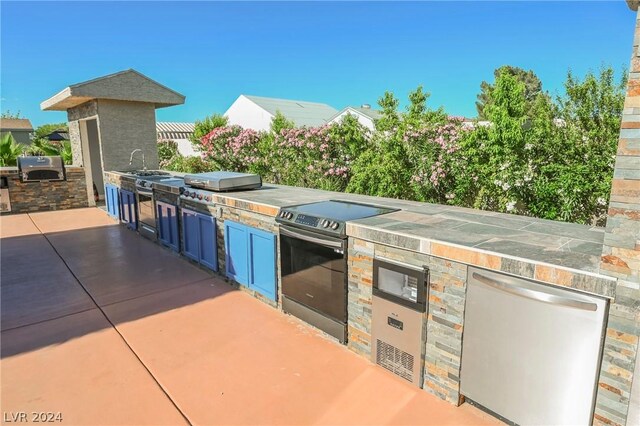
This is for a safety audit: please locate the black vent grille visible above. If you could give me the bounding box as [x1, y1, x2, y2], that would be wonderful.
[24, 170, 62, 181]
[376, 339, 414, 383]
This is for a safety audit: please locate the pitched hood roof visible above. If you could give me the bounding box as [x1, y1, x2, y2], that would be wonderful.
[41, 69, 185, 111]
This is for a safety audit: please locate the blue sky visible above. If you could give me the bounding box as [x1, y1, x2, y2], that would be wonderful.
[1, 1, 636, 127]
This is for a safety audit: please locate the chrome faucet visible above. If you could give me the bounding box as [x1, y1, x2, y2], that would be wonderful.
[129, 149, 146, 170]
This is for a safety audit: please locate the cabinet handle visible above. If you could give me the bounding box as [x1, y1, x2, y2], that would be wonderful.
[472, 272, 598, 312]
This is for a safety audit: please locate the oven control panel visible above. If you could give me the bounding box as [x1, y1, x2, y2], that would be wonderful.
[277, 209, 342, 232]
[295, 214, 319, 227]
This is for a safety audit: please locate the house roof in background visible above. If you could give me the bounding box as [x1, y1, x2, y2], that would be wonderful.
[0, 118, 33, 131]
[41, 69, 185, 111]
[331, 106, 382, 122]
[157, 121, 195, 140]
[243, 95, 338, 127]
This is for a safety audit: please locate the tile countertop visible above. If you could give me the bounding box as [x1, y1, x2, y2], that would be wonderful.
[104, 171, 609, 282]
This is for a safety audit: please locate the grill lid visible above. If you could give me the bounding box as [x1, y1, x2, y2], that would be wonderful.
[184, 171, 262, 191]
[17, 156, 65, 182]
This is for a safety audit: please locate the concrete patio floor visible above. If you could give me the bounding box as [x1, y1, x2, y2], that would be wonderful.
[1, 208, 501, 425]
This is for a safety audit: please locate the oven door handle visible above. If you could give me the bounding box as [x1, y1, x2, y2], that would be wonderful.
[280, 226, 344, 249]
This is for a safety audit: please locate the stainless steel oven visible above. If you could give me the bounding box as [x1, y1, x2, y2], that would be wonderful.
[280, 225, 348, 342]
[276, 200, 398, 344]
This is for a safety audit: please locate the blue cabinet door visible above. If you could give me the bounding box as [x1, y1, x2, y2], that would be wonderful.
[198, 214, 217, 271]
[157, 201, 179, 252]
[225, 221, 249, 285]
[248, 228, 277, 300]
[104, 184, 120, 219]
[119, 190, 130, 223]
[119, 189, 137, 230]
[181, 208, 217, 271]
[181, 208, 200, 261]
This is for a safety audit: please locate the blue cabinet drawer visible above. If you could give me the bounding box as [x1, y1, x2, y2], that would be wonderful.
[224, 220, 277, 301]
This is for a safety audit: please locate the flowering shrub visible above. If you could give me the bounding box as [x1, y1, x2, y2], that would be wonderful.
[404, 117, 466, 203]
[270, 125, 351, 191]
[199, 126, 262, 172]
[188, 67, 623, 226]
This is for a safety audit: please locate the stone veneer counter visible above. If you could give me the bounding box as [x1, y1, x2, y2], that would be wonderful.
[107, 172, 614, 282]
[104, 171, 612, 289]
[181, 183, 609, 280]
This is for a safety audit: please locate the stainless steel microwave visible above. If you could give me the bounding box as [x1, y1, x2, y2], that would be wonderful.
[373, 258, 428, 312]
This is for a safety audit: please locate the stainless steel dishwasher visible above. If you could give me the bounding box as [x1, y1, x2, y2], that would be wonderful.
[460, 267, 608, 425]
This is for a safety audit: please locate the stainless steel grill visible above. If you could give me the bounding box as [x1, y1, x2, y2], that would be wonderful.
[17, 156, 65, 182]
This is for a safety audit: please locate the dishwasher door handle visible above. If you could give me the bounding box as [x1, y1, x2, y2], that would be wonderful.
[472, 272, 598, 312]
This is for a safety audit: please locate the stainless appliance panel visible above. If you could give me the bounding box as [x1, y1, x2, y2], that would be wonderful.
[460, 267, 608, 425]
[282, 296, 347, 342]
[371, 296, 425, 387]
[184, 171, 261, 191]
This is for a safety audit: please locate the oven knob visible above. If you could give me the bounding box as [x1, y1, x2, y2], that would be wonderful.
[286, 212, 294, 219]
[205, 195, 211, 202]
[197, 193, 203, 200]
[331, 222, 339, 230]
[183, 190, 189, 197]
[279, 211, 285, 218]
[191, 192, 196, 199]
[322, 220, 329, 228]
[179, 187, 185, 194]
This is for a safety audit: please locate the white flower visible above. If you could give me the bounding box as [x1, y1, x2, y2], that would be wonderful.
[501, 182, 511, 191]
[597, 197, 607, 206]
[506, 201, 516, 212]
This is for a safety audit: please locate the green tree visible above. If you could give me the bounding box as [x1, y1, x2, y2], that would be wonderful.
[529, 66, 626, 225]
[328, 113, 369, 160]
[462, 69, 531, 212]
[375, 91, 401, 132]
[33, 122, 68, 141]
[1, 110, 21, 119]
[270, 110, 295, 133]
[476, 66, 543, 119]
[406, 85, 428, 121]
[190, 114, 228, 149]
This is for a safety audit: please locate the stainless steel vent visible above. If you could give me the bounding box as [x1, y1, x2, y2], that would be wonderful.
[376, 339, 414, 382]
[17, 156, 65, 182]
[371, 291, 426, 387]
